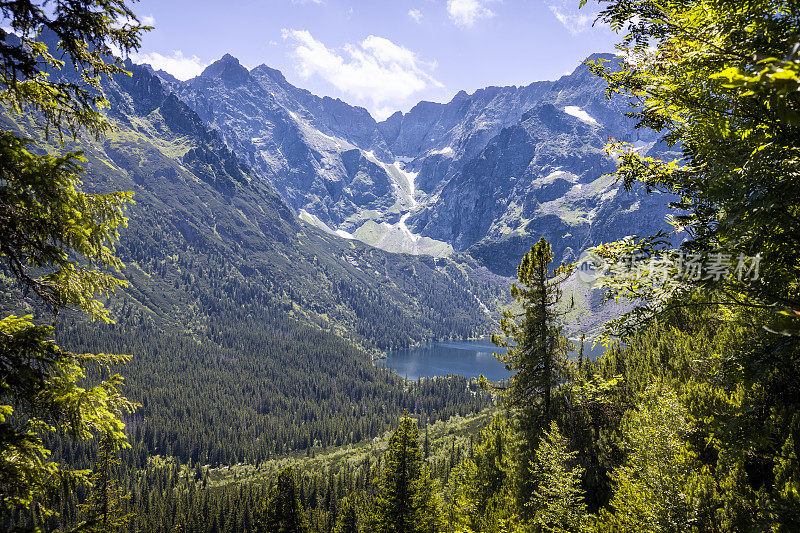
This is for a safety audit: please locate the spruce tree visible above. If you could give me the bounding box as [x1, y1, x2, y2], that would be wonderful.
[530, 422, 587, 532]
[258, 467, 308, 533]
[76, 432, 133, 532]
[372, 415, 441, 533]
[0, 0, 146, 521]
[493, 237, 572, 424]
[334, 494, 360, 533]
[413, 472, 443, 533]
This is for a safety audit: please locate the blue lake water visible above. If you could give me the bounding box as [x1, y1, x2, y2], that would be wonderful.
[379, 338, 606, 381]
[378, 339, 512, 381]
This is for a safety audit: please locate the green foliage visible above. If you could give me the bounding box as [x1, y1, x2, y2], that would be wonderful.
[0, 0, 150, 138]
[592, 305, 800, 530]
[0, 315, 134, 521]
[444, 415, 520, 532]
[372, 415, 442, 533]
[588, 0, 800, 326]
[493, 237, 572, 423]
[56, 409, 490, 533]
[530, 422, 587, 533]
[0, 132, 132, 321]
[597, 388, 696, 531]
[574, 3, 800, 527]
[333, 493, 363, 533]
[258, 467, 309, 533]
[75, 432, 133, 532]
[0, 0, 145, 526]
[59, 318, 491, 467]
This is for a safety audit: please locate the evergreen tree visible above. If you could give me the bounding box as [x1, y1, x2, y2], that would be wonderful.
[493, 237, 572, 424]
[333, 493, 361, 533]
[530, 422, 587, 533]
[372, 415, 441, 533]
[413, 471, 443, 533]
[444, 415, 520, 532]
[0, 1, 146, 522]
[76, 432, 133, 532]
[257, 467, 308, 533]
[473, 417, 512, 517]
[596, 388, 695, 531]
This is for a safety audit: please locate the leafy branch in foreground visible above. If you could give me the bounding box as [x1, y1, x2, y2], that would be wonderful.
[586, 0, 800, 335]
[0, 0, 145, 526]
[0, 132, 133, 321]
[0, 0, 151, 139]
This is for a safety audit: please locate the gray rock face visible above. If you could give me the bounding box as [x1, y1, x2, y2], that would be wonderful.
[148, 52, 675, 274]
[159, 55, 404, 232]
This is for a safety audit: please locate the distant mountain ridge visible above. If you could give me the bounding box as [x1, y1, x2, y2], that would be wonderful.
[148, 51, 676, 275]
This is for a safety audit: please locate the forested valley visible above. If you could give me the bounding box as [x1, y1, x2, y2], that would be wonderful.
[2, 0, 800, 532]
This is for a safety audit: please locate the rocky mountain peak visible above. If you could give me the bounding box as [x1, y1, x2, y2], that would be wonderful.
[251, 64, 288, 86]
[199, 53, 250, 85]
[156, 50, 672, 274]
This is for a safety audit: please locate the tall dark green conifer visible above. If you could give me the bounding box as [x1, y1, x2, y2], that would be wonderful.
[493, 237, 572, 424]
[258, 467, 308, 533]
[76, 432, 132, 532]
[334, 493, 361, 533]
[372, 415, 441, 533]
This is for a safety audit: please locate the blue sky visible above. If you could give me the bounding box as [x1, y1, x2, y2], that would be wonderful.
[129, 0, 618, 119]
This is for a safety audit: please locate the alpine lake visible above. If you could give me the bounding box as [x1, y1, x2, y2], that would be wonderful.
[378, 338, 606, 381]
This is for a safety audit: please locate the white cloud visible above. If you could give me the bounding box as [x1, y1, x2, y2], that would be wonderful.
[129, 50, 209, 80]
[447, 0, 494, 28]
[140, 14, 156, 26]
[408, 8, 423, 23]
[282, 29, 442, 119]
[548, 0, 596, 35]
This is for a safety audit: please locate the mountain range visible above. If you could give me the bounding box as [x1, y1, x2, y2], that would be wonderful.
[1, 38, 509, 461]
[149, 51, 677, 275]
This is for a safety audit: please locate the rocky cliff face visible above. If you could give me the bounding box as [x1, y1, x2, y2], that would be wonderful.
[382, 54, 676, 274]
[150, 52, 675, 275]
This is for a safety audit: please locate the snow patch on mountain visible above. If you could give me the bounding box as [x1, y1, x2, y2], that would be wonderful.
[564, 105, 600, 126]
[299, 209, 334, 232]
[394, 162, 419, 207]
[351, 218, 452, 257]
[299, 209, 355, 241]
[399, 213, 421, 243]
[429, 146, 455, 157]
[362, 150, 419, 208]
